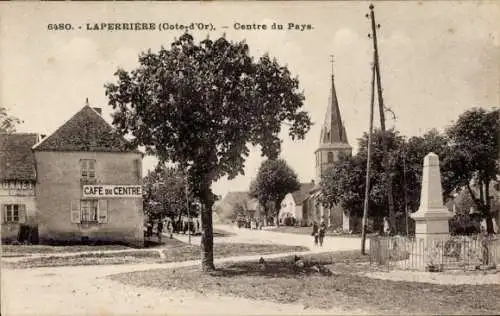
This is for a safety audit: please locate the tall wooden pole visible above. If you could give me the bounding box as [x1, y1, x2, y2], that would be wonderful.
[185, 169, 191, 245]
[361, 60, 376, 255]
[369, 4, 396, 234]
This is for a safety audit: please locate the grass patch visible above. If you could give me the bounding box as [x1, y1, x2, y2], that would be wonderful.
[2, 250, 161, 269]
[1, 244, 131, 256]
[2, 242, 308, 269]
[110, 250, 500, 315]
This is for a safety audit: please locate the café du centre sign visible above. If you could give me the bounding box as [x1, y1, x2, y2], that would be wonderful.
[82, 185, 142, 198]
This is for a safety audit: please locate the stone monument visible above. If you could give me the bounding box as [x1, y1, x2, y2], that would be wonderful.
[411, 152, 454, 244]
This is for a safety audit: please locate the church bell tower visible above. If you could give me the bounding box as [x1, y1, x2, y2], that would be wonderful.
[314, 58, 352, 184]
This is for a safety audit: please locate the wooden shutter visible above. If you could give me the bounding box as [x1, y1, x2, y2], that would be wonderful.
[70, 200, 81, 223]
[98, 200, 108, 224]
[18, 205, 26, 224]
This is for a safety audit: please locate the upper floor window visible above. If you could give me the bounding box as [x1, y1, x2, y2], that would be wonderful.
[3, 204, 25, 223]
[327, 152, 334, 163]
[80, 159, 96, 180]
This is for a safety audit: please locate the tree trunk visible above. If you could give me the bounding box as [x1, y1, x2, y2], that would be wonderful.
[201, 204, 215, 271]
[263, 204, 269, 226]
[274, 200, 281, 227]
[483, 180, 494, 235]
[485, 212, 494, 235]
[387, 173, 396, 235]
[199, 179, 215, 272]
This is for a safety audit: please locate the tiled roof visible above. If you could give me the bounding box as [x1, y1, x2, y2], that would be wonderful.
[291, 182, 316, 205]
[0, 133, 38, 181]
[33, 105, 138, 153]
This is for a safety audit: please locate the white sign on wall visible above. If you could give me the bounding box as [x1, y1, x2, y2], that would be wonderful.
[82, 185, 142, 198]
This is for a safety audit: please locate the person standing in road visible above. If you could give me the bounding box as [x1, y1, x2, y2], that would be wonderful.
[157, 220, 164, 242]
[318, 220, 327, 247]
[311, 221, 319, 246]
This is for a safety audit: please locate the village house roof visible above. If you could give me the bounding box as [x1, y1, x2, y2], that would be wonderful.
[0, 133, 38, 181]
[32, 104, 140, 153]
[291, 182, 316, 205]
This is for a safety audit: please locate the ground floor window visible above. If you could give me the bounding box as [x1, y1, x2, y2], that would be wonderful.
[3, 204, 25, 223]
[81, 200, 98, 223]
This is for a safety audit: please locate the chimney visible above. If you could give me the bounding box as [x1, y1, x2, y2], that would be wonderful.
[311, 179, 315, 185]
[40, 134, 46, 139]
[93, 107, 102, 115]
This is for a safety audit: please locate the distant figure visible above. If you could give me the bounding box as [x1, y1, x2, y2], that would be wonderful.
[318, 221, 327, 247]
[157, 220, 163, 242]
[196, 219, 200, 233]
[312, 221, 319, 246]
[146, 220, 153, 238]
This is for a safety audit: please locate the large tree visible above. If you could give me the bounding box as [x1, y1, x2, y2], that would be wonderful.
[0, 106, 22, 133]
[445, 108, 499, 234]
[105, 33, 312, 271]
[249, 159, 300, 226]
[402, 129, 451, 213]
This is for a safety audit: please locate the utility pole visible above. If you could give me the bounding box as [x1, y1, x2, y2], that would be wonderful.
[368, 3, 396, 234]
[361, 59, 376, 255]
[402, 142, 409, 236]
[185, 168, 191, 245]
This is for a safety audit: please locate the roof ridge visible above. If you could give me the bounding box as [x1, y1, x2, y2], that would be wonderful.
[32, 106, 87, 150]
[32, 104, 139, 153]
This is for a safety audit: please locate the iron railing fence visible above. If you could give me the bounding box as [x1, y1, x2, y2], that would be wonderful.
[369, 235, 500, 272]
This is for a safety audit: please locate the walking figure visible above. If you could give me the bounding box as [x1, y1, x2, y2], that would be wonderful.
[157, 220, 163, 242]
[312, 221, 319, 246]
[318, 220, 327, 247]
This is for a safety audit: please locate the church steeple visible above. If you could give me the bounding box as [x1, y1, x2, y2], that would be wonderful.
[320, 56, 348, 145]
[314, 57, 352, 184]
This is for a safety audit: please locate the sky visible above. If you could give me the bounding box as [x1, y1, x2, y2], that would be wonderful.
[1, 1, 499, 199]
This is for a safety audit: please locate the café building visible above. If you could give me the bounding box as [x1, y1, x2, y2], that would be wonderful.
[33, 103, 144, 246]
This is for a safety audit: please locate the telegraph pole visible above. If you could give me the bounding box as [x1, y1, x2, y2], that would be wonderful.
[368, 3, 396, 234]
[185, 168, 191, 245]
[361, 59, 376, 255]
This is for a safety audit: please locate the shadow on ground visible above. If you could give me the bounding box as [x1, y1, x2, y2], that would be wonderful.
[208, 252, 369, 279]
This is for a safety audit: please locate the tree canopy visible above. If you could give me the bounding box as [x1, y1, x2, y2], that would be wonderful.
[249, 158, 300, 225]
[0, 106, 22, 133]
[445, 107, 499, 233]
[320, 128, 452, 234]
[105, 33, 312, 270]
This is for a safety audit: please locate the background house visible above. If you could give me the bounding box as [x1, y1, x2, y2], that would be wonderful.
[0, 133, 39, 243]
[279, 182, 315, 225]
[215, 191, 263, 223]
[33, 104, 144, 246]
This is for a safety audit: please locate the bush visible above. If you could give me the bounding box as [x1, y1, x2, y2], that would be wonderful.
[449, 214, 480, 235]
[284, 217, 294, 226]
